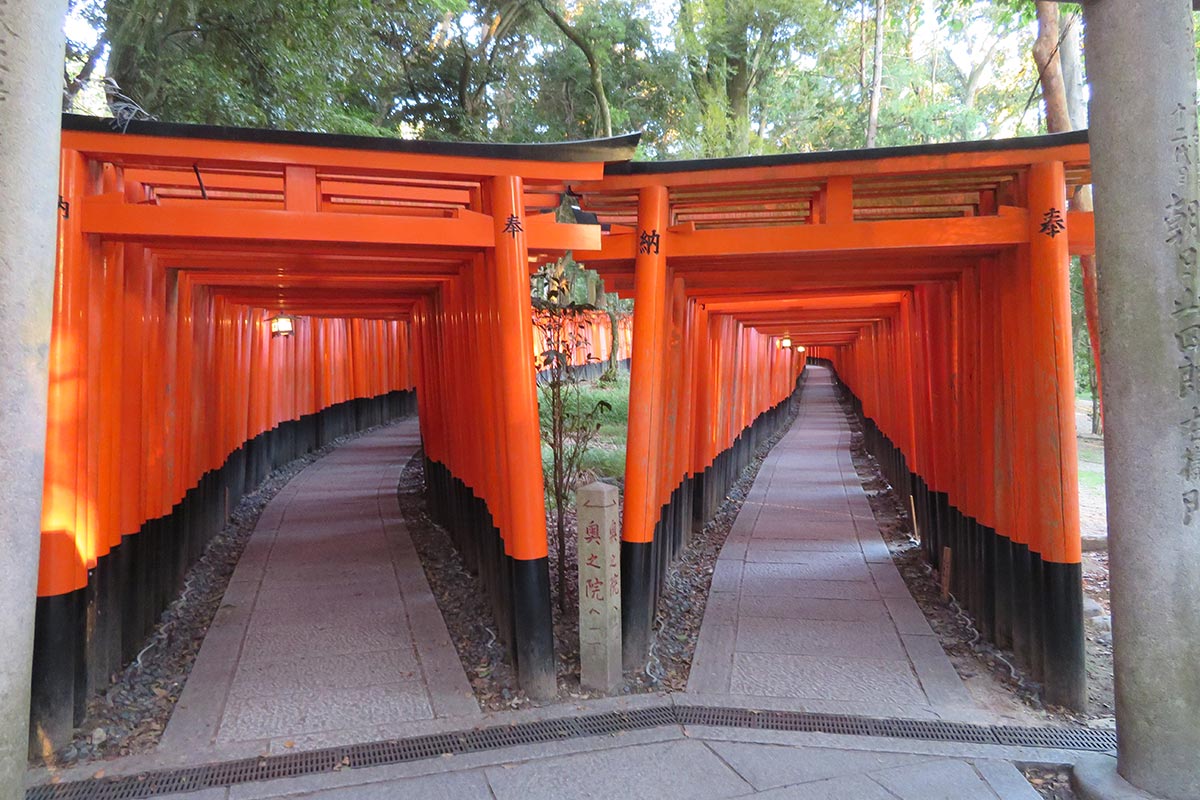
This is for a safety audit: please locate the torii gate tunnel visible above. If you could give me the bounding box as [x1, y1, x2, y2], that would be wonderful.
[30, 115, 1093, 749]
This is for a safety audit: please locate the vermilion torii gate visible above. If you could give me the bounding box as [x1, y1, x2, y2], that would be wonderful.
[571, 134, 1094, 708]
[29, 116, 638, 751]
[28, 117, 1098, 754]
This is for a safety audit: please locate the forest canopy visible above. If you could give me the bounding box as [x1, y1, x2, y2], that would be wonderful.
[62, 0, 1071, 158]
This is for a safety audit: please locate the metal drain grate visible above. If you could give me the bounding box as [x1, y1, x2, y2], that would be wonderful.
[676, 705, 1115, 752]
[676, 706, 875, 736]
[621, 705, 679, 729]
[993, 725, 1118, 751]
[867, 718, 998, 745]
[27, 704, 1117, 800]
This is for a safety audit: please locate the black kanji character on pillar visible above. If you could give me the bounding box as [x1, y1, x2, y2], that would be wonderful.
[503, 213, 523, 238]
[638, 228, 660, 255]
[1039, 208, 1066, 238]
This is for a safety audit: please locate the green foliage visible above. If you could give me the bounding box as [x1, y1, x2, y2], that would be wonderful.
[770, 0, 1037, 151]
[71, 0, 1046, 155]
[533, 259, 617, 608]
[100, 0, 386, 131]
[540, 371, 629, 483]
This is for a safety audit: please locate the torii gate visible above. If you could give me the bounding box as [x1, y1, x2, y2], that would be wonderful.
[30, 115, 639, 751]
[569, 135, 1094, 710]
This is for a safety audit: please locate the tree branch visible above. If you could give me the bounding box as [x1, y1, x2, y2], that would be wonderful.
[536, 0, 612, 137]
[63, 40, 104, 111]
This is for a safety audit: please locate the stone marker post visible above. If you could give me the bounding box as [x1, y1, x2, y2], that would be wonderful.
[577, 482, 622, 693]
[1086, 1, 1200, 798]
[0, 0, 68, 795]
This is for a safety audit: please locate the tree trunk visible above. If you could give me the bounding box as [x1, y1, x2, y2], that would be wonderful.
[1037, 3, 1103, 430]
[725, 20, 752, 155]
[63, 41, 103, 111]
[552, 352, 568, 612]
[865, 0, 885, 147]
[556, 497, 567, 612]
[1060, 11, 1085, 129]
[1089, 366, 1099, 436]
[607, 308, 620, 372]
[1060, 11, 1103, 432]
[859, 1, 868, 93]
[1032, 3, 1071, 132]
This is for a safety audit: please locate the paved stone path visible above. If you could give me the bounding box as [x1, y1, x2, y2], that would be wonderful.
[143, 717, 1051, 799]
[160, 419, 479, 756]
[688, 365, 977, 718]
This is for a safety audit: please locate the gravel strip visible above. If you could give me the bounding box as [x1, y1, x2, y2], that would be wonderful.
[400, 399, 801, 708]
[32, 419, 410, 768]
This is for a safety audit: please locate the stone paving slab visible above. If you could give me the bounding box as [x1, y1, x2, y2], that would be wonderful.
[737, 572, 879, 600]
[484, 739, 753, 800]
[688, 366, 979, 715]
[734, 617, 907, 660]
[735, 595, 892, 623]
[870, 758, 1009, 799]
[742, 559, 875, 583]
[216, 683, 435, 744]
[160, 419, 479, 754]
[729, 652, 928, 705]
[743, 548, 869, 565]
[707, 740, 934, 790]
[225, 649, 423, 699]
[142, 730, 1048, 799]
[278, 770, 493, 800]
[748, 773, 898, 799]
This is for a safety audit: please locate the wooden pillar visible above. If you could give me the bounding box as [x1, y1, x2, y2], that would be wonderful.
[488, 176, 555, 699]
[690, 303, 712, 527]
[622, 185, 670, 669]
[1026, 160, 1086, 709]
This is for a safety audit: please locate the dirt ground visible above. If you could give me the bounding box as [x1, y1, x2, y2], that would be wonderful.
[1022, 765, 1076, 799]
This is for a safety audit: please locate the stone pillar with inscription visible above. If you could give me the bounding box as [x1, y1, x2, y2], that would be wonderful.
[577, 482, 622, 693]
[1086, 1, 1200, 797]
[0, 0, 68, 793]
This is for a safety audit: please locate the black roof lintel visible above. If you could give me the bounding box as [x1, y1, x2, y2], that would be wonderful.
[62, 113, 642, 165]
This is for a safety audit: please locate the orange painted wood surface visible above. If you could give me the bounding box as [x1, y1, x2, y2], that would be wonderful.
[40, 124, 1090, 602]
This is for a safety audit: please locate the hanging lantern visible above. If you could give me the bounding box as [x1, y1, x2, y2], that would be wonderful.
[269, 314, 295, 338]
[795, 345, 806, 353]
[779, 336, 792, 349]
